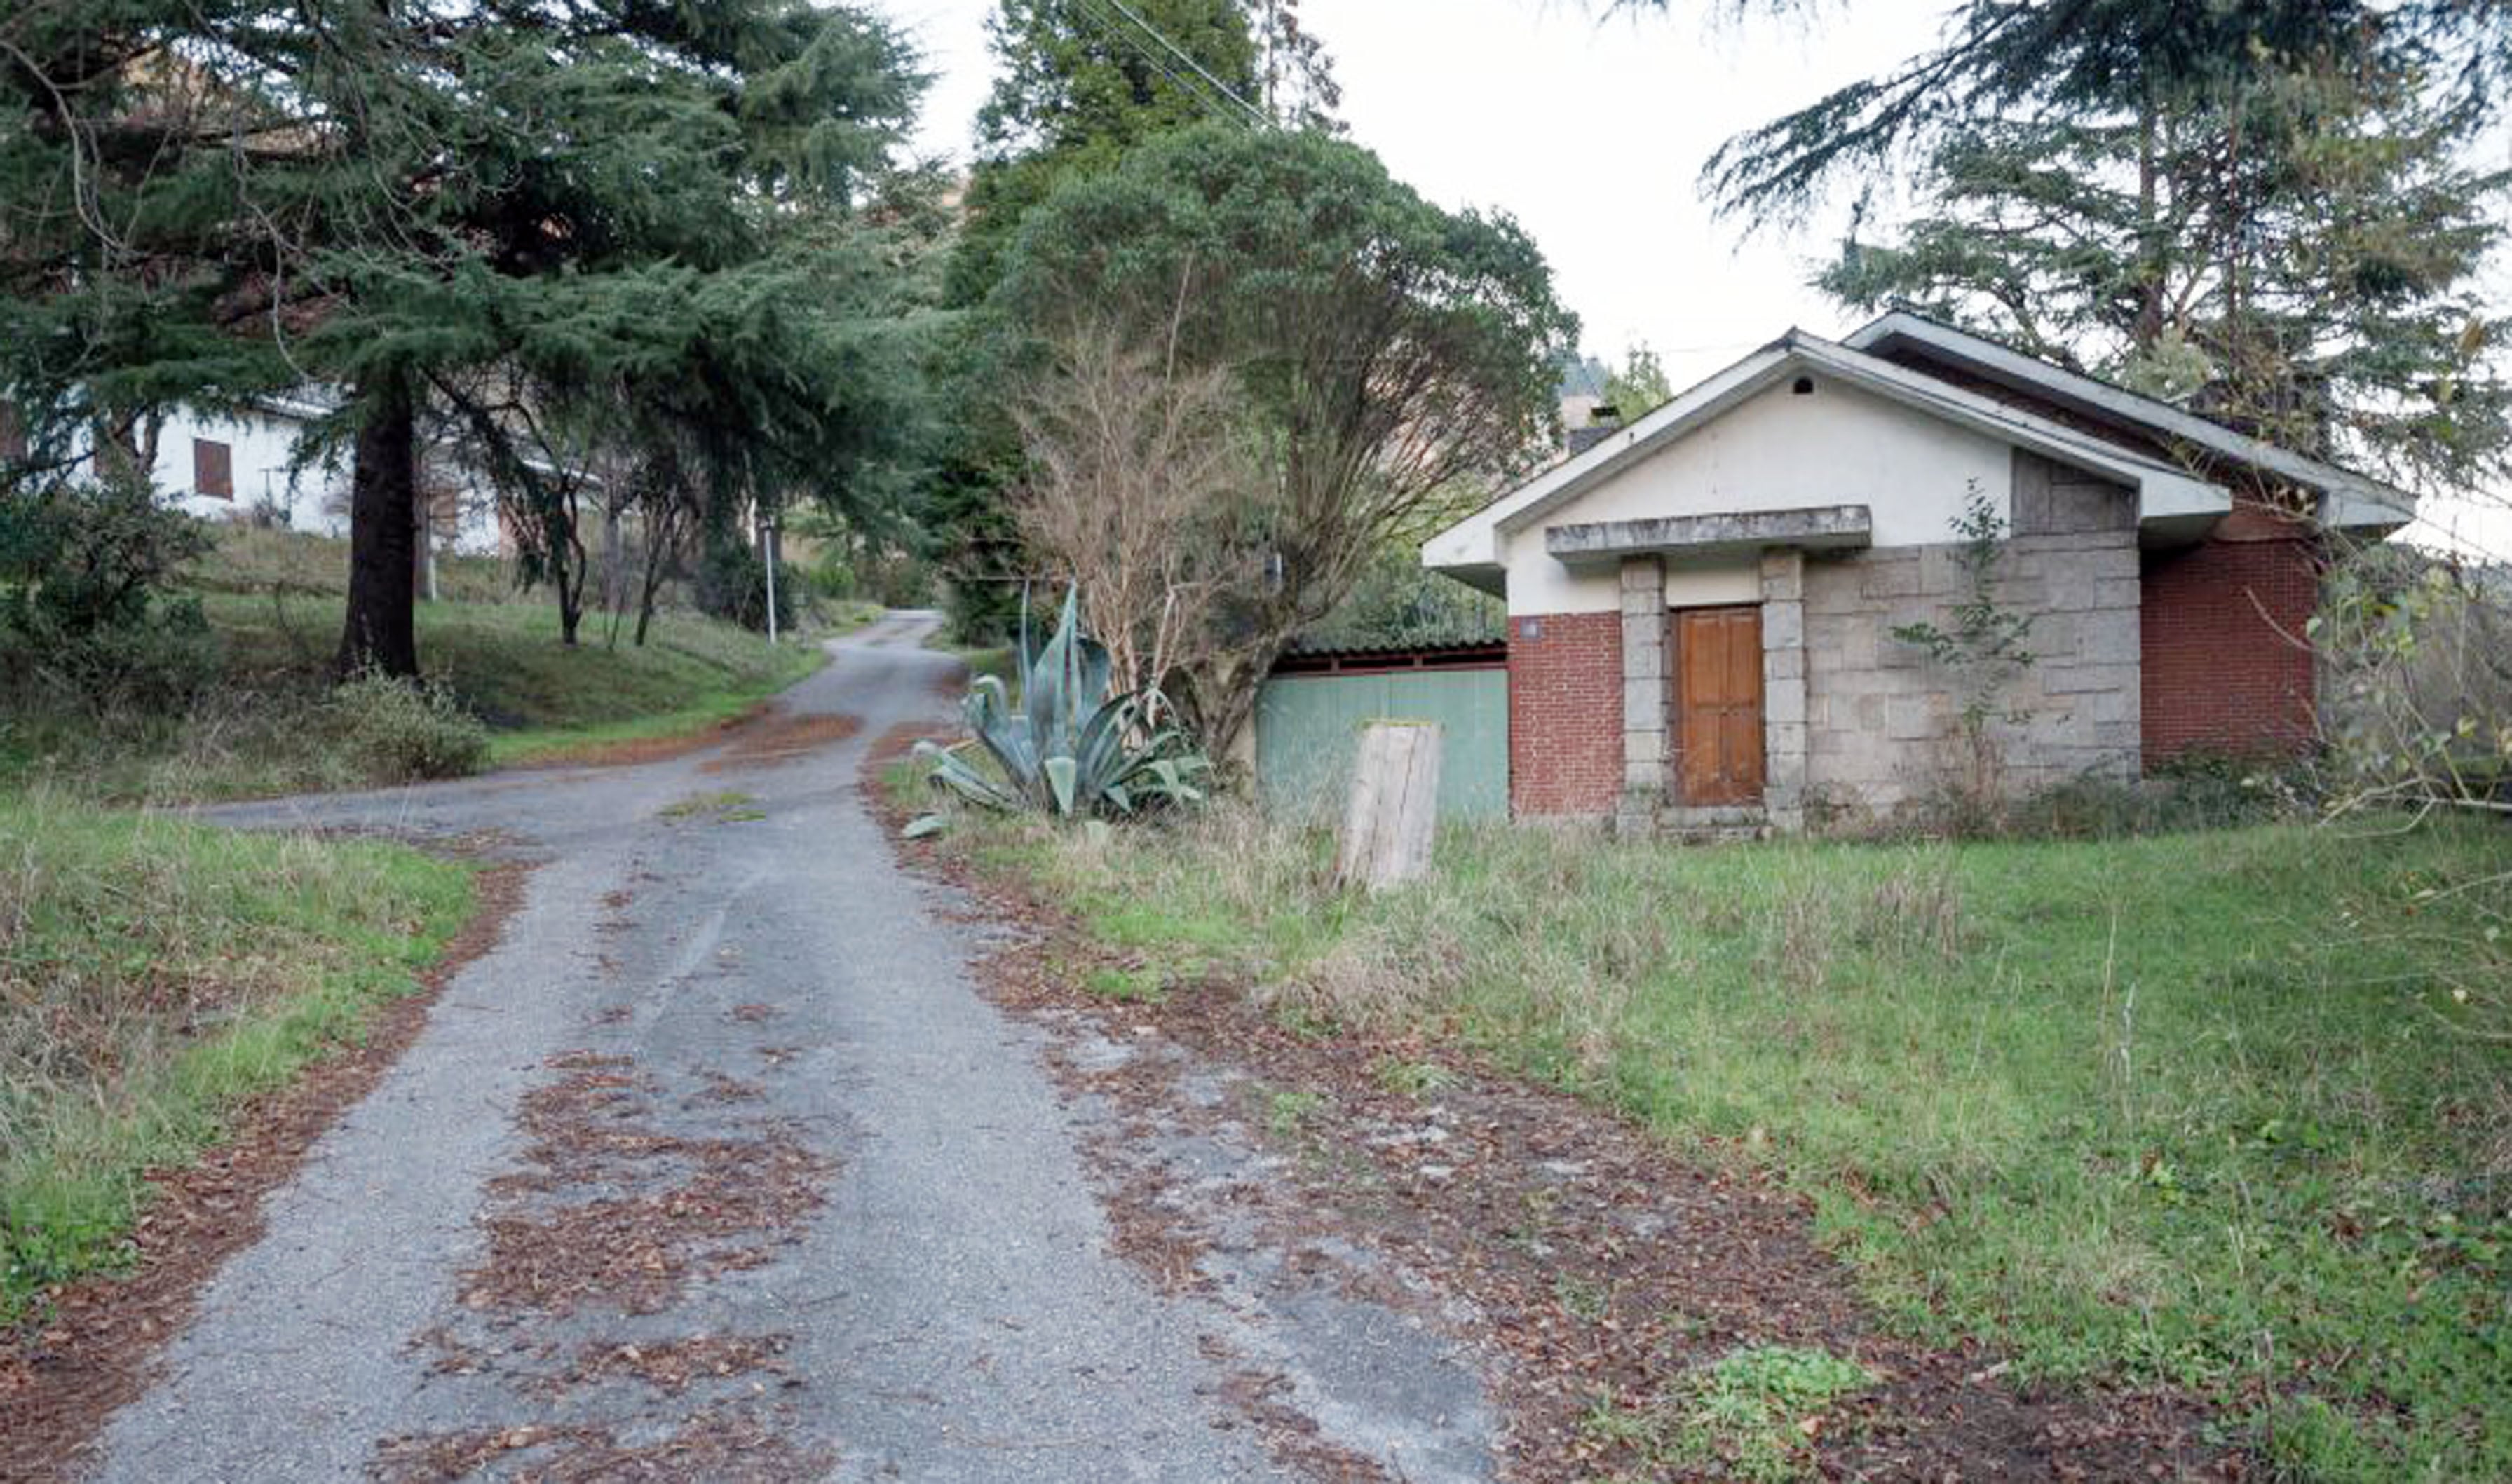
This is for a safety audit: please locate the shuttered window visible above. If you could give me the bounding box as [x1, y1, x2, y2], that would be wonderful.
[192, 437, 233, 500]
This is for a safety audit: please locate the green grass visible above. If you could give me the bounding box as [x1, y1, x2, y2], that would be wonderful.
[182, 522, 511, 603]
[0, 790, 475, 1320]
[0, 583, 826, 802]
[1584, 1343, 1876, 1483]
[201, 593, 824, 758]
[656, 789, 761, 823]
[929, 802, 2512, 1481]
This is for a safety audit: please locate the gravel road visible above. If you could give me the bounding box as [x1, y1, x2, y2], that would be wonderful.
[83, 612, 1494, 1483]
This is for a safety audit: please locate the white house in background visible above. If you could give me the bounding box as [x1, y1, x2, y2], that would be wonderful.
[150, 393, 503, 555]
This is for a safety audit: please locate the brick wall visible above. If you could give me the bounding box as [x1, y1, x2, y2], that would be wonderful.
[2141, 533, 2321, 764]
[1507, 611, 1622, 817]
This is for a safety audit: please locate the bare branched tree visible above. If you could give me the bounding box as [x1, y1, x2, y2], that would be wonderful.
[2316, 543, 2512, 820]
[1010, 324, 1261, 712]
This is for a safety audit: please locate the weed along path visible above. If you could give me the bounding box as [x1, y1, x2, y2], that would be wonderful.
[68, 611, 1486, 1484]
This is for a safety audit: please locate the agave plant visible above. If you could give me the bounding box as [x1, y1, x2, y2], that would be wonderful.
[907, 590, 1209, 834]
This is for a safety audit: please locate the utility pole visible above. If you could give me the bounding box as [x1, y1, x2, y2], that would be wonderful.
[762, 512, 780, 646]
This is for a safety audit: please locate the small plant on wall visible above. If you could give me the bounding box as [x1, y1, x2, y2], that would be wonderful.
[1892, 479, 2037, 821]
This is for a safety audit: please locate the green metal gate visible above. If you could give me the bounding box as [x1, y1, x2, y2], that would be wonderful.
[1254, 662, 1509, 822]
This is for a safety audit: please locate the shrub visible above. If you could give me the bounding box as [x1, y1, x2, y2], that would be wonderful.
[0, 479, 220, 709]
[693, 538, 799, 635]
[0, 477, 212, 639]
[324, 674, 490, 783]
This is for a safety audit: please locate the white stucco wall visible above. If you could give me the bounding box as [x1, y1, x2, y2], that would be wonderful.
[1500, 377, 2016, 616]
[153, 407, 335, 531]
[148, 404, 501, 555]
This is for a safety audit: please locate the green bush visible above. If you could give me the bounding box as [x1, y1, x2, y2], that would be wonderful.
[693, 539, 799, 634]
[0, 477, 212, 639]
[324, 674, 490, 782]
[0, 479, 221, 709]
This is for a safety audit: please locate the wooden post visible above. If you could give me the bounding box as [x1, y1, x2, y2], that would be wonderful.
[1336, 721, 1443, 892]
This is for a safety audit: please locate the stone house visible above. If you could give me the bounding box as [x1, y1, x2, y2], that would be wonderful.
[1419, 313, 2417, 832]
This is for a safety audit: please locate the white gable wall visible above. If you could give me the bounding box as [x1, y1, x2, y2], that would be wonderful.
[152, 407, 337, 532]
[1500, 377, 2015, 616]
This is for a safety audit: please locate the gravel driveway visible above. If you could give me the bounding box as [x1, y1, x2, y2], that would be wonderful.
[87, 612, 1493, 1483]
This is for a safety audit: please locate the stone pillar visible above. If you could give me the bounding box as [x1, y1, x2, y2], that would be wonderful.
[1760, 548, 1809, 832]
[1617, 554, 1668, 834]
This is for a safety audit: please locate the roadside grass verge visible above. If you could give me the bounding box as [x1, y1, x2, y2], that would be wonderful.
[909, 794, 2512, 1482]
[0, 590, 825, 801]
[0, 789, 474, 1322]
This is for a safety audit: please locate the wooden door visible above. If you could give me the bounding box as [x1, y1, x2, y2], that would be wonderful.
[1674, 606, 1765, 805]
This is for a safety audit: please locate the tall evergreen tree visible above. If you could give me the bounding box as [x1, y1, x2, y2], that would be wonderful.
[1606, 1, 2512, 227]
[993, 122, 1574, 749]
[2, 0, 937, 676]
[1821, 54, 2511, 492]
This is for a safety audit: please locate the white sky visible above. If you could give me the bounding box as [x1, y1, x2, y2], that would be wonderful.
[876, 0, 2511, 555]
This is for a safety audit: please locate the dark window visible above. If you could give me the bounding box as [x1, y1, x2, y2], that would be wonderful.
[1791, 376, 1816, 395]
[192, 437, 233, 500]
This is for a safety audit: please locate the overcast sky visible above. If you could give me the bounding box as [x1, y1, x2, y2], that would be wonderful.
[876, 0, 2508, 553]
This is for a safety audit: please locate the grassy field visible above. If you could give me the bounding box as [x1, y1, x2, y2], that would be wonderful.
[0, 790, 474, 1319]
[919, 796, 2512, 1481]
[0, 526, 853, 802]
[194, 592, 829, 765]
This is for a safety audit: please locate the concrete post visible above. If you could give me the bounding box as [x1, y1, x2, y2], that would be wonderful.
[1618, 554, 1668, 835]
[1760, 548, 1809, 832]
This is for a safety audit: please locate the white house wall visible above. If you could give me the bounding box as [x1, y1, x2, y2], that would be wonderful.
[148, 405, 501, 555]
[152, 407, 338, 533]
[1500, 378, 2014, 617]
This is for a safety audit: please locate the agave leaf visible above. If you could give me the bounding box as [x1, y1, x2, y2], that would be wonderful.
[1104, 781, 1134, 813]
[926, 749, 1023, 810]
[1024, 589, 1078, 751]
[902, 814, 949, 840]
[1043, 754, 1080, 816]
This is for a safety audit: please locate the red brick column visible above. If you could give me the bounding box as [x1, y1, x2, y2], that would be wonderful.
[1507, 611, 1623, 817]
[2140, 533, 2321, 765]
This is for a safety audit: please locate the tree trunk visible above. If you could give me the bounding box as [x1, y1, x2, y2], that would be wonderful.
[337, 372, 421, 679]
[2132, 87, 2165, 352]
[555, 505, 585, 646]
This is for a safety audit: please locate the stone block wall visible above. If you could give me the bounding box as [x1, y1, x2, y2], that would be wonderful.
[1506, 611, 1622, 817]
[1800, 457, 2141, 816]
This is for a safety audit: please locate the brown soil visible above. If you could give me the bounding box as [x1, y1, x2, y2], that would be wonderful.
[696, 711, 863, 774]
[514, 704, 780, 770]
[868, 764, 2239, 1483]
[0, 862, 534, 1484]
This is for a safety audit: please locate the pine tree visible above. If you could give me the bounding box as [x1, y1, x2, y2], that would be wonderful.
[1821, 53, 2511, 492]
[1642, 0, 2512, 227]
[2, 0, 938, 676]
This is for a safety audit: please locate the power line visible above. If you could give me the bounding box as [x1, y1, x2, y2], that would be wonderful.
[1073, 0, 1270, 128]
[1065, 0, 1243, 125]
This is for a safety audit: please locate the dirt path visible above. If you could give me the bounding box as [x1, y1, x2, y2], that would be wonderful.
[76, 613, 1491, 1483]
